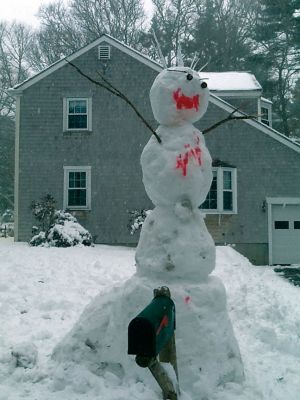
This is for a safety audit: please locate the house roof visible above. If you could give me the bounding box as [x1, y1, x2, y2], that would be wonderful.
[12, 35, 260, 97]
[212, 159, 236, 168]
[10, 33, 300, 155]
[10, 34, 162, 94]
[209, 94, 300, 154]
[202, 72, 262, 97]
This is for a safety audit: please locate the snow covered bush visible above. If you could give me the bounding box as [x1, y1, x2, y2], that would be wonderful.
[127, 209, 151, 235]
[30, 194, 56, 232]
[46, 211, 92, 247]
[30, 199, 92, 247]
[0, 209, 14, 237]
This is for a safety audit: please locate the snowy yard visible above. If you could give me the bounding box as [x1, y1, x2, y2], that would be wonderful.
[0, 238, 300, 399]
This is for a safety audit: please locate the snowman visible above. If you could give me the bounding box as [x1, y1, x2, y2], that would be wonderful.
[52, 65, 244, 400]
[136, 66, 215, 281]
[132, 66, 244, 394]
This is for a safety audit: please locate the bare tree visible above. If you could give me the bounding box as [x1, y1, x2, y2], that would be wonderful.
[70, 0, 146, 45]
[250, 0, 300, 136]
[29, 0, 146, 69]
[149, 0, 197, 66]
[0, 22, 33, 116]
[0, 116, 14, 212]
[28, 1, 83, 71]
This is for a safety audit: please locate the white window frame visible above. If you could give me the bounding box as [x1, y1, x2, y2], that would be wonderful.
[63, 166, 91, 210]
[63, 97, 92, 131]
[261, 106, 271, 126]
[201, 167, 237, 214]
[258, 98, 272, 128]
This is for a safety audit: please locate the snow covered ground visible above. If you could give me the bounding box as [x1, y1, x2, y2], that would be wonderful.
[0, 238, 299, 399]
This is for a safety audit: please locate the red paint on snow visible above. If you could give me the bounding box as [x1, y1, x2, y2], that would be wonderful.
[176, 135, 202, 177]
[173, 88, 200, 111]
[156, 315, 169, 336]
[176, 153, 189, 177]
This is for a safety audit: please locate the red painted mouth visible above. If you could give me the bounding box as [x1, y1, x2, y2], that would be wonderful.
[173, 88, 199, 111]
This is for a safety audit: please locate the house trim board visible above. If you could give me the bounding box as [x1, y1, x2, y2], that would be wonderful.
[14, 95, 21, 241]
[266, 197, 300, 265]
[210, 90, 261, 98]
[257, 97, 262, 123]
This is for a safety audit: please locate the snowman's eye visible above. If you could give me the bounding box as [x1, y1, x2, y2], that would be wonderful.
[201, 82, 207, 88]
[187, 74, 193, 81]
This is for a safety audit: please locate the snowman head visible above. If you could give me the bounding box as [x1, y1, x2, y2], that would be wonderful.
[150, 66, 209, 126]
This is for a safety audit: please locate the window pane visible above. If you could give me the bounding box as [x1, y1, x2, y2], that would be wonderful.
[294, 221, 300, 229]
[274, 221, 289, 229]
[200, 173, 217, 209]
[68, 189, 86, 206]
[261, 107, 270, 126]
[223, 171, 232, 190]
[75, 101, 87, 113]
[261, 107, 269, 119]
[223, 191, 233, 211]
[68, 101, 75, 113]
[68, 115, 87, 129]
[69, 100, 87, 114]
[69, 172, 75, 188]
[79, 172, 86, 187]
[69, 172, 86, 188]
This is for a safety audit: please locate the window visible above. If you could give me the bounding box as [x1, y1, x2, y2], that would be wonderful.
[63, 166, 91, 210]
[294, 221, 300, 229]
[261, 107, 270, 126]
[274, 221, 289, 229]
[200, 168, 237, 213]
[259, 99, 272, 128]
[63, 98, 92, 131]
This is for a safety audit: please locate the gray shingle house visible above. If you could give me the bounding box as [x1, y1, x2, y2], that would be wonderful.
[10, 34, 300, 265]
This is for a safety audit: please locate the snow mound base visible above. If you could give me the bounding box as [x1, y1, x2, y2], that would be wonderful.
[53, 274, 243, 399]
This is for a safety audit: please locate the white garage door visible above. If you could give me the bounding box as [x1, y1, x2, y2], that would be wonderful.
[270, 203, 300, 265]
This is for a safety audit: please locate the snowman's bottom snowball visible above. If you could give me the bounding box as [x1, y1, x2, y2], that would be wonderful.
[52, 274, 244, 398]
[136, 206, 215, 281]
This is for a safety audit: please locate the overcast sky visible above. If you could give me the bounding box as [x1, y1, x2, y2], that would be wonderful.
[1, 0, 154, 27]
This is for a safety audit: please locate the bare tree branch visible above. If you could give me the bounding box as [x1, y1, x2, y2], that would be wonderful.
[66, 59, 162, 143]
[203, 112, 258, 135]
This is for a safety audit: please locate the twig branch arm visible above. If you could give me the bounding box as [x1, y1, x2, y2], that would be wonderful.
[66, 60, 161, 144]
[203, 114, 258, 135]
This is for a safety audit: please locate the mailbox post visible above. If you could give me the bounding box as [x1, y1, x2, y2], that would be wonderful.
[128, 287, 179, 400]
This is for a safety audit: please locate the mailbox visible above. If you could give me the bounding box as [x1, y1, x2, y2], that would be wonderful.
[128, 295, 175, 359]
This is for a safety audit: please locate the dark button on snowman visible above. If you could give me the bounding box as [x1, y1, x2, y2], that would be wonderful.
[136, 66, 216, 282]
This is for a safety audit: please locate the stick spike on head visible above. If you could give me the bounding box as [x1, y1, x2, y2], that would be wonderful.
[176, 43, 184, 67]
[198, 60, 209, 72]
[152, 29, 167, 69]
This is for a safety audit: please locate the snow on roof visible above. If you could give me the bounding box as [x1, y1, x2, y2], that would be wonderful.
[261, 96, 273, 104]
[201, 72, 262, 93]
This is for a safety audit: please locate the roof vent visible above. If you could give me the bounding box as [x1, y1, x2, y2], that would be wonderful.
[98, 45, 111, 60]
